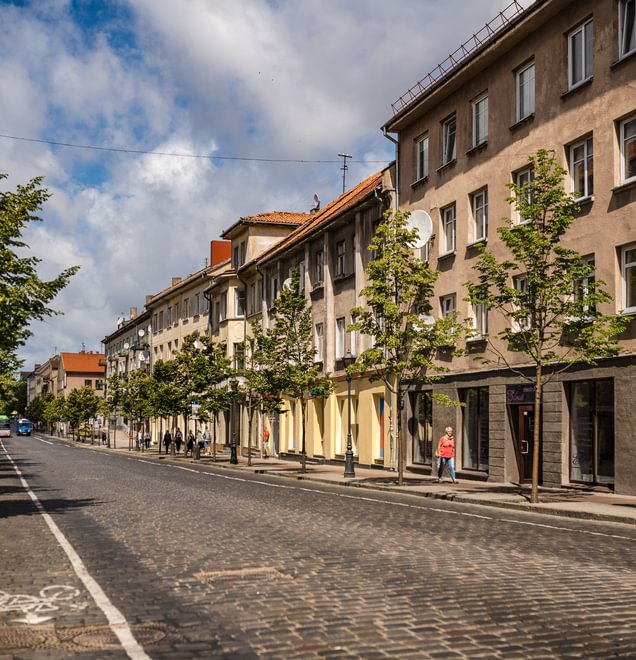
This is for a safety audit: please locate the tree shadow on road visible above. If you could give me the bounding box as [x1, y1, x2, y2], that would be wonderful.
[0, 496, 104, 519]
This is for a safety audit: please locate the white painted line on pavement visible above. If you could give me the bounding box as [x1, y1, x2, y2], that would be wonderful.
[36, 438, 54, 445]
[501, 518, 636, 541]
[0, 441, 151, 660]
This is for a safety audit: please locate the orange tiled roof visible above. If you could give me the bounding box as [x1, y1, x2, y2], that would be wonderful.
[60, 352, 105, 374]
[257, 171, 383, 263]
[239, 211, 309, 225]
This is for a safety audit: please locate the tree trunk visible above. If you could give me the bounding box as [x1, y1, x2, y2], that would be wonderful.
[396, 375, 404, 486]
[300, 398, 307, 474]
[247, 399, 254, 467]
[531, 366, 543, 504]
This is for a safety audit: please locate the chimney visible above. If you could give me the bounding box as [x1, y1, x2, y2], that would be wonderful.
[146, 294, 153, 304]
[130, 306, 137, 319]
[172, 277, 182, 286]
[210, 240, 231, 267]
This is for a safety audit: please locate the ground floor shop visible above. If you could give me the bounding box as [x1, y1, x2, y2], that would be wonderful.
[405, 357, 636, 495]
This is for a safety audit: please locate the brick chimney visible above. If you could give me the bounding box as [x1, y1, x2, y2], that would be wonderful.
[210, 240, 231, 267]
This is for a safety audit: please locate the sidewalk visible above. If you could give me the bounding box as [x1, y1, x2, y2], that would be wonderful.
[70, 437, 636, 526]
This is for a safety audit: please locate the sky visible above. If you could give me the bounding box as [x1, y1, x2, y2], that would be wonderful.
[0, 0, 529, 371]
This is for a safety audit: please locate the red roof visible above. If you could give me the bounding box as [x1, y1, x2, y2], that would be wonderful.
[60, 352, 105, 374]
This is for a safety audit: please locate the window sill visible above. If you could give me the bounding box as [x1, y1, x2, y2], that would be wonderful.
[436, 159, 457, 175]
[438, 250, 456, 260]
[509, 113, 535, 131]
[333, 272, 354, 283]
[619, 308, 636, 317]
[611, 49, 636, 70]
[560, 77, 593, 99]
[612, 179, 636, 195]
[466, 141, 488, 157]
[411, 175, 429, 188]
[573, 195, 594, 208]
[466, 238, 487, 250]
[312, 282, 324, 292]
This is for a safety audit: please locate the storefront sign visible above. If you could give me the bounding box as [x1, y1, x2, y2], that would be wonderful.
[506, 384, 535, 405]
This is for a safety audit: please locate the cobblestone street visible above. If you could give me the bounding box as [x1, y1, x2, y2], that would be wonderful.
[2, 434, 636, 658]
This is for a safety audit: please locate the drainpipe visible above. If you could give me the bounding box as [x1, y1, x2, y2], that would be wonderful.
[383, 127, 399, 212]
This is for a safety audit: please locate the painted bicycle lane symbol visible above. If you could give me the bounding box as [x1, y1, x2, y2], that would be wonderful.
[0, 585, 88, 624]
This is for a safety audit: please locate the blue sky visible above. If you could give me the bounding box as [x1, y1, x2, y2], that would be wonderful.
[0, 0, 528, 369]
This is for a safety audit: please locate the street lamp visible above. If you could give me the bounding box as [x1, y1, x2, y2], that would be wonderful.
[342, 350, 355, 478]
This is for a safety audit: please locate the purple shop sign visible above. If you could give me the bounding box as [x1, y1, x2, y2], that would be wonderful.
[506, 384, 535, 405]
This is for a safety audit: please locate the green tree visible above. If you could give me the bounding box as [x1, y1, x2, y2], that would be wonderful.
[466, 149, 627, 503]
[151, 360, 182, 444]
[66, 386, 102, 441]
[0, 173, 79, 395]
[26, 392, 53, 430]
[258, 268, 333, 473]
[120, 370, 154, 446]
[44, 393, 66, 436]
[350, 209, 463, 485]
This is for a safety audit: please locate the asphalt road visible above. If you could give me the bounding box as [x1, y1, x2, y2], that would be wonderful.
[2, 433, 636, 659]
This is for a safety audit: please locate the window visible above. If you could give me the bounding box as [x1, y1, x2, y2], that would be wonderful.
[620, 114, 636, 183]
[84, 379, 92, 387]
[96, 380, 104, 391]
[335, 241, 346, 277]
[152, 313, 157, 333]
[568, 20, 593, 88]
[336, 317, 345, 359]
[461, 387, 489, 470]
[315, 323, 324, 363]
[472, 94, 488, 147]
[219, 292, 227, 321]
[232, 245, 239, 269]
[158, 310, 164, 331]
[239, 241, 246, 266]
[470, 302, 489, 338]
[569, 379, 614, 485]
[174, 302, 179, 322]
[620, 0, 636, 58]
[516, 61, 535, 122]
[513, 167, 535, 223]
[235, 288, 246, 317]
[621, 244, 636, 313]
[298, 262, 306, 292]
[440, 294, 456, 317]
[513, 274, 531, 330]
[233, 342, 245, 370]
[441, 204, 456, 254]
[415, 133, 429, 180]
[410, 391, 433, 465]
[167, 306, 172, 325]
[204, 293, 210, 314]
[570, 136, 594, 198]
[470, 188, 488, 242]
[194, 293, 200, 317]
[573, 256, 596, 318]
[183, 298, 189, 319]
[314, 250, 324, 285]
[249, 282, 257, 315]
[442, 115, 456, 165]
[270, 276, 278, 307]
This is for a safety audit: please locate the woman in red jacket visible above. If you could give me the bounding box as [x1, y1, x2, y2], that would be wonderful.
[436, 426, 457, 483]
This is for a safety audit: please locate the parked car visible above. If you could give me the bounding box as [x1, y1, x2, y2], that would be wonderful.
[16, 419, 32, 436]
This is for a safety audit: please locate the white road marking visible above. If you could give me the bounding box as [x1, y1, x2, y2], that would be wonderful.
[0, 441, 151, 660]
[501, 518, 636, 541]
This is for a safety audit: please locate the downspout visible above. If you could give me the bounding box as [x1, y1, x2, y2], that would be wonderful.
[383, 127, 400, 472]
[237, 269, 251, 465]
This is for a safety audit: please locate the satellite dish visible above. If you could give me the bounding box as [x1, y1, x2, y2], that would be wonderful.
[138, 329, 145, 337]
[123, 342, 130, 350]
[138, 353, 145, 362]
[407, 210, 433, 248]
[283, 277, 292, 290]
[311, 193, 320, 212]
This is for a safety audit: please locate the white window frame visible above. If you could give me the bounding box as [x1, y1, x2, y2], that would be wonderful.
[314, 250, 324, 286]
[440, 294, 456, 318]
[620, 0, 636, 58]
[336, 317, 345, 359]
[336, 241, 346, 277]
[442, 115, 456, 165]
[472, 94, 488, 147]
[194, 293, 200, 317]
[620, 114, 636, 184]
[219, 292, 227, 321]
[513, 167, 535, 224]
[621, 244, 636, 313]
[235, 287, 246, 317]
[573, 256, 596, 319]
[470, 302, 489, 338]
[441, 204, 456, 255]
[315, 323, 324, 363]
[568, 20, 593, 89]
[513, 274, 531, 331]
[570, 136, 594, 199]
[415, 133, 429, 181]
[470, 188, 488, 243]
[516, 61, 535, 122]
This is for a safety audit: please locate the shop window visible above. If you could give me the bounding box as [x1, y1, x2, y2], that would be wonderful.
[409, 391, 433, 465]
[461, 387, 489, 470]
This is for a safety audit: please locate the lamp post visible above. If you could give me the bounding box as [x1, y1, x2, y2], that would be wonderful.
[342, 350, 355, 478]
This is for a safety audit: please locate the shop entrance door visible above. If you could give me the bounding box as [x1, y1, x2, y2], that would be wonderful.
[518, 405, 535, 482]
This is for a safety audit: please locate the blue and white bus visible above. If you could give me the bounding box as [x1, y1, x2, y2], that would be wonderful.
[17, 418, 32, 436]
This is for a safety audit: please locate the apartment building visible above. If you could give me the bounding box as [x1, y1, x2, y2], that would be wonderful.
[383, 0, 636, 493]
[25, 356, 59, 405]
[207, 212, 309, 446]
[57, 351, 105, 397]
[228, 169, 397, 465]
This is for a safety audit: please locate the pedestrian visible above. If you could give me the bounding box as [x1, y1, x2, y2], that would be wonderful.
[436, 426, 457, 483]
[203, 427, 211, 455]
[163, 429, 172, 454]
[136, 429, 142, 451]
[262, 428, 270, 458]
[186, 430, 195, 457]
[144, 430, 151, 450]
[174, 428, 183, 454]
